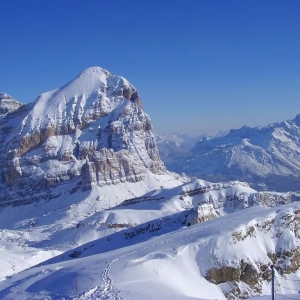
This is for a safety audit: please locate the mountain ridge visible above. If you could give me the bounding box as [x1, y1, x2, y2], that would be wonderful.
[0, 68, 299, 300]
[160, 114, 300, 191]
[0, 67, 165, 206]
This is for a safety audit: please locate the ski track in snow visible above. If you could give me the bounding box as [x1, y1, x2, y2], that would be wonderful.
[78, 208, 264, 299]
[78, 226, 205, 300]
[75, 257, 121, 300]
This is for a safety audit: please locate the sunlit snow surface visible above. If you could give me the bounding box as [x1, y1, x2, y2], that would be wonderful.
[0, 172, 184, 278]
[0, 67, 299, 299]
[1, 196, 300, 299]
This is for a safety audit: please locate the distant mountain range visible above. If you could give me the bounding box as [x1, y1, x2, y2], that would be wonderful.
[156, 131, 227, 167]
[158, 115, 300, 191]
[1, 67, 300, 300]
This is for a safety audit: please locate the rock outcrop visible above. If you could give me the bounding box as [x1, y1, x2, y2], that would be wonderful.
[0, 67, 166, 206]
[204, 207, 300, 299]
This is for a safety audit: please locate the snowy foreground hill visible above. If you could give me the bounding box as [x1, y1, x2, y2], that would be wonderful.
[161, 116, 300, 192]
[1, 198, 300, 300]
[1, 67, 300, 299]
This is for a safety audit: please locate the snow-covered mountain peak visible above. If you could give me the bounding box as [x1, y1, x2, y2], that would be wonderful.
[0, 67, 163, 206]
[0, 93, 22, 118]
[292, 114, 300, 126]
[0, 92, 12, 99]
[1, 74, 299, 300]
[79, 65, 111, 76]
[73, 66, 138, 102]
[53, 66, 111, 98]
[26, 66, 141, 133]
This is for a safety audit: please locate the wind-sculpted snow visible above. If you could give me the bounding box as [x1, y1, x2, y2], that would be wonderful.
[0, 68, 299, 300]
[0, 67, 165, 206]
[162, 115, 300, 191]
[1, 203, 300, 299]
[0, 176, 290, 281]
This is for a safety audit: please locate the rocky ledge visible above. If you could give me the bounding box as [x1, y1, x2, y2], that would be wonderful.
[0, 67, 166, 206]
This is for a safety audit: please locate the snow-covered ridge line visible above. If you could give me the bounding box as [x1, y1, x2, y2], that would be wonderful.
[39, 207, 198, 266]
[0, 67, 298, 300]
[119, 195, 166, 206]
[183, 180, 250, 196]
[0, 67, 166, 206]
[2, 203, 300, 299]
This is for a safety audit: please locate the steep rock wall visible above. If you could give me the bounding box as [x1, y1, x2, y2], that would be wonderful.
[0, 67, 165, 206]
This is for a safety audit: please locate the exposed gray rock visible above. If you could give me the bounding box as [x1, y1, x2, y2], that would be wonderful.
[204, 208, 300, 299]
[0, 67, 166, 206]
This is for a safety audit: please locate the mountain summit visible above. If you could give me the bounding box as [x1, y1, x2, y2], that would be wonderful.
[0, 67, 165, 206]
[0, 93, 22, 118]
[0, 69, 297, 300]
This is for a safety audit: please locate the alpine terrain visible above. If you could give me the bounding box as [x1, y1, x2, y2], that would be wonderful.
[0, 67, 300, 300]
[161, 117, 300, 192]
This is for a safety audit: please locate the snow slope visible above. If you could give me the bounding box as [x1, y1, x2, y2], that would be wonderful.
[1, 202, 300, 299]
[0, 67, 298, 300]
[0, 171, 184, 279]
[0, 172, 290, 288]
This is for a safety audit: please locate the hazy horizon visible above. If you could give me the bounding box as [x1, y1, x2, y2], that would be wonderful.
[1, 0, 300, 134]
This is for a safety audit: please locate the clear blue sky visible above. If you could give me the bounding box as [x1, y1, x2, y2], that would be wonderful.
[1, 0, 300, 134]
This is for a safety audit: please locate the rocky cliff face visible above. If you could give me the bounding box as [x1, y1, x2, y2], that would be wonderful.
[0, 67, 166, 206]
[203, 205, 300, 299]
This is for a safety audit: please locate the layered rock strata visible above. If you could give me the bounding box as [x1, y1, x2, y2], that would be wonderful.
[0, 67, 166, 206]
